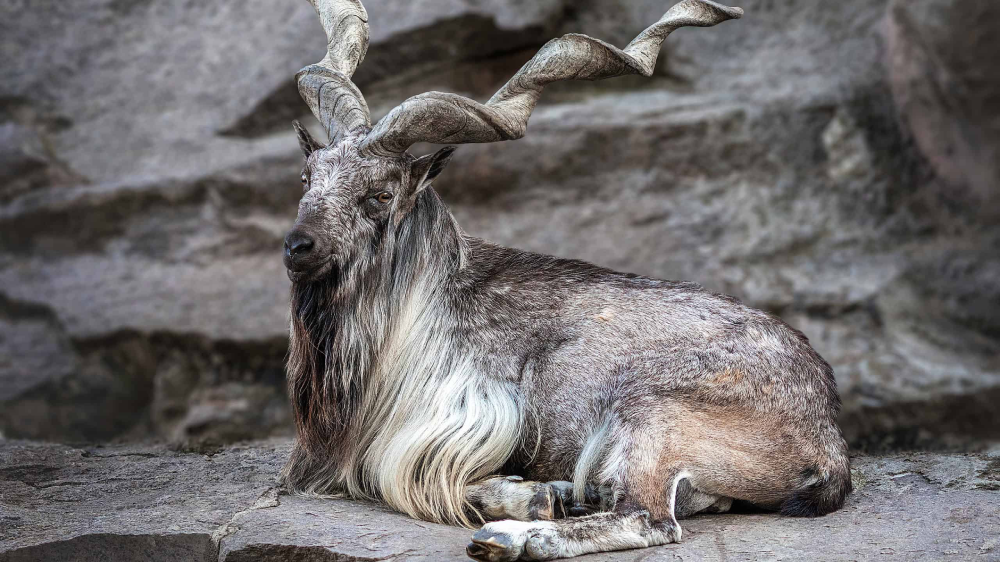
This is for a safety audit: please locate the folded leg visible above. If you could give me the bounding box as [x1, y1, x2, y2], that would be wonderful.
[466, 476, 601, 522]
[466, 468, 688, 561]
[673, 479, 733, 518]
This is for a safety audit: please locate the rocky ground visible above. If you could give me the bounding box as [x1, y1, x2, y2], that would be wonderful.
[1, 440, 998, 561]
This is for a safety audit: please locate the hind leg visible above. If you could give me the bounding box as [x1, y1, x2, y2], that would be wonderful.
[673, 480, 733, 518]
[466, 469, 687, 561]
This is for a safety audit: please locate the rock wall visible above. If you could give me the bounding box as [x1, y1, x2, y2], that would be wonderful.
[1, 0, 998, 449]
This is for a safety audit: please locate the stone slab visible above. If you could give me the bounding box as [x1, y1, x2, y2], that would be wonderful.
[2, 440, 999, 561]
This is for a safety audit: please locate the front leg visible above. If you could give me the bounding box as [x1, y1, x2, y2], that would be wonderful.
[467, 476, 600, 522]
[466, 468, 689, 561]
[465, 508, 678, 562]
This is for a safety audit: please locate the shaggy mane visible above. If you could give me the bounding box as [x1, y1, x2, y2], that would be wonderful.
[281, 189, 525, 527]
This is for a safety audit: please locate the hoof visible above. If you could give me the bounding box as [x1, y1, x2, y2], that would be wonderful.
[528, 481, 599, 520]
[546, 481, 575, 514]
[528, 485, 564, 520]
[467, 528, 523, 562]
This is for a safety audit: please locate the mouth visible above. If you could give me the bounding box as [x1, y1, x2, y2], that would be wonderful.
[286, 258, 335, 284]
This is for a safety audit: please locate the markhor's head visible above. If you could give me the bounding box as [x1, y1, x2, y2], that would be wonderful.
[282, 129, 454, 284]
[282, 0, 741, 284]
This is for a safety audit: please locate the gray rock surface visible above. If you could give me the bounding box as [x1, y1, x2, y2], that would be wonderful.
[2, 440, 999, 561]
[1, 0, 998, 447]
[886, 0, 1000, 218]
[0, 440, 287, 561]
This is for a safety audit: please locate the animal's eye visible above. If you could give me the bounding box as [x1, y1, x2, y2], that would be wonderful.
[300, 173, 308, 188]
[375, 192, 393, 203]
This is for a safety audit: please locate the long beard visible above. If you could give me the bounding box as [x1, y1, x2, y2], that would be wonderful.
[287, 248, 388, 454]
[287, 262, 354, 454]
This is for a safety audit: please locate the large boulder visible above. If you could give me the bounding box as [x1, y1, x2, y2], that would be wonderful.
[1, 0, 998, 449]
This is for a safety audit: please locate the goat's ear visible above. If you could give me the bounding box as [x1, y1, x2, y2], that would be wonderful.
[293, 120, 323, 157]
[409, 146, 456, 195]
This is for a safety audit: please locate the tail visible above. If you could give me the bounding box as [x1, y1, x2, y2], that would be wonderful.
[780, 455, 852, 517]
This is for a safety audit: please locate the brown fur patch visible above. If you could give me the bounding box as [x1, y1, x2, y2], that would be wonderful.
[663, 401, 817, 509]
[710, 367, 744, 385]
[606, 399, 822, 519]
[595, 307, 616, 322]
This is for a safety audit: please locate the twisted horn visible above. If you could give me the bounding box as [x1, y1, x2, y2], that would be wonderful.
[359, 0, 742, 157]
[297, 0, 371, 143]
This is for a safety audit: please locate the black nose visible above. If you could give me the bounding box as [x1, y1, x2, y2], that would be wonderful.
[284, 231, 314, 256]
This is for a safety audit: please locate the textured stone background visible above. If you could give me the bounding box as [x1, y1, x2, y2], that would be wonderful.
[1, 0, 998, 451]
